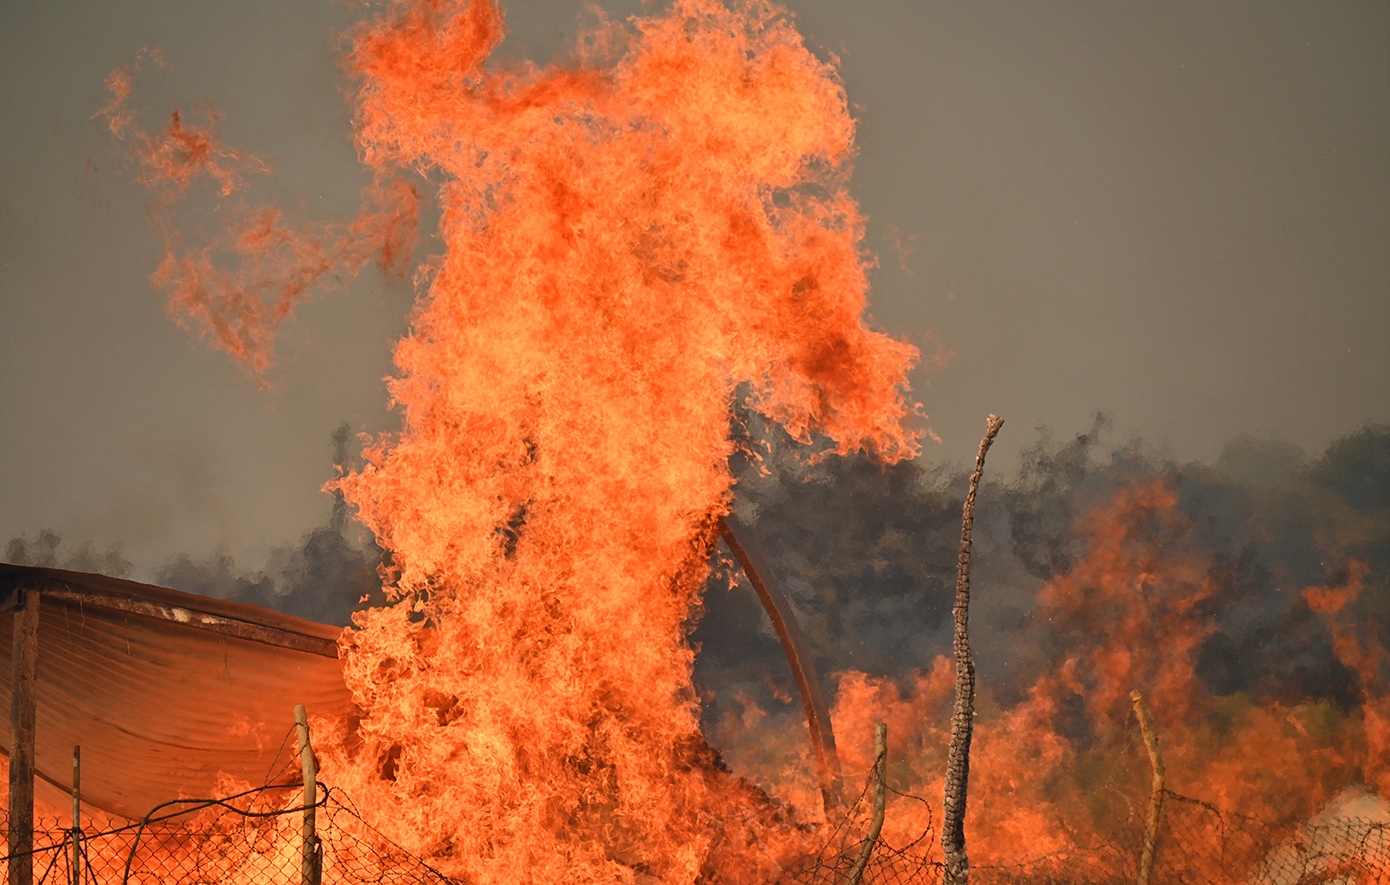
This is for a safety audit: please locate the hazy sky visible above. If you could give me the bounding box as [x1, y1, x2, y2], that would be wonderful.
[2, 1, 1387, 577]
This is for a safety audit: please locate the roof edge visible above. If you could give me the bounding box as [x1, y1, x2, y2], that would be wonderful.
[0, 562, 344, 658]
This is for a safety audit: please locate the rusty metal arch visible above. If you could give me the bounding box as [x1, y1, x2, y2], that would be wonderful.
[717, 515, 842, 812]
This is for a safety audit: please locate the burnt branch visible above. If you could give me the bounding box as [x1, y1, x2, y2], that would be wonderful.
[943, 414, 1003, 885]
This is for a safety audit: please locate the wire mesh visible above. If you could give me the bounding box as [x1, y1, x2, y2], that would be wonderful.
[772, 774, 1390, 885]
[0, 785, 457, 885]
[0, 777, 1385, 884]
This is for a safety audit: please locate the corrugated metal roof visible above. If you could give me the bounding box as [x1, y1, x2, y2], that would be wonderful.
[0, 563, 355, 820]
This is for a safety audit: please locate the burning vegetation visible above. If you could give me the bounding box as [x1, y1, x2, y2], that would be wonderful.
[1, 0, 1382, 883]
[698, 416, 1390, 881]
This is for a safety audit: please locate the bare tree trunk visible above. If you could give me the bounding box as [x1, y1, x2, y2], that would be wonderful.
[1130, 690, 1165, 885]
[942, 415, 1003, 885]
[845, 723, 887, 885]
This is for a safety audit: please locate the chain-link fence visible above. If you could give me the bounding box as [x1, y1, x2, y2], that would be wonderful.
[775, 770, 1390, 885]
[776, 783, 941, 885]
[0, 720, 457, 885]
[0, 786, 455, 885]
[2, 775, 1386, 884]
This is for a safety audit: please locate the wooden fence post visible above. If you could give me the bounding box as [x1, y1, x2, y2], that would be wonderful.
[7, 586, 39, 885]
[845, 723, 888, 885]
[1131, 690, 1165, 885]
[294, 705, 322, 885]
[70, 746, 81, 885]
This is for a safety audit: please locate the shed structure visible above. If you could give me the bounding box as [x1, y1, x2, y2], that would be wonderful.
[0, 563, 352, 830]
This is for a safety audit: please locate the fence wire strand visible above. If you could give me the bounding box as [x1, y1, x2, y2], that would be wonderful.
[771, 772, 1389, 885]
[0, 781, 456, 885]
[1, 775, 1385, 884]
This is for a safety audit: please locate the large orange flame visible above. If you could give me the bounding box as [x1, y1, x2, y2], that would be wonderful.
[297, 0, 919, 880]
[102, 0, 922, 877]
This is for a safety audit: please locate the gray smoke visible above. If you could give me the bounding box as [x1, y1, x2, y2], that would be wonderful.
[689, 409, 1390, 736]
[154, 422, 386, 625]
[3, 423, 386, 627]
[4, 529, 133, 579]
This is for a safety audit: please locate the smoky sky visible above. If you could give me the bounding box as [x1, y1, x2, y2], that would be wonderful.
[1, 1, 1387, 578]
[690, 414, 1390, 744]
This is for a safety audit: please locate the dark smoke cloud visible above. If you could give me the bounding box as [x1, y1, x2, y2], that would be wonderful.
[154, 422, 387, 626]
[7, 410, 1386, 708]
[4, 529, 133, 579]
[690, 411, 1390, 736]
[3, 423, 387, 627]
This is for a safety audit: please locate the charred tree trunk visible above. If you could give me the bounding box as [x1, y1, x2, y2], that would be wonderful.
[942, 415, 1003, 885]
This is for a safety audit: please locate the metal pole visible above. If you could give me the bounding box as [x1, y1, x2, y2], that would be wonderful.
[719, 515, 843, 812]
[7, 586, 40, 885]
[293, 705, 321, 885]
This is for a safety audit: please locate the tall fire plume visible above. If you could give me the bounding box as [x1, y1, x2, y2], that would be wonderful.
[85, 0, 1388, 882]
[101, 0, 919, 881]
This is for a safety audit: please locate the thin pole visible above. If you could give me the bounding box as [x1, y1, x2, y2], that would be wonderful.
[8, 586, 40, 885]
[942, 415, 1003, 885]
[844, 723, 888, 885]
[719, 516, 843, 812]
[71, 746, 81, 885]
[293, 705, 321, 885]
[1131, 691, 1166, 885]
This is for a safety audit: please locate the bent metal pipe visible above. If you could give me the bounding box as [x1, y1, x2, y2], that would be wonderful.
[718, 514, 843, 813]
